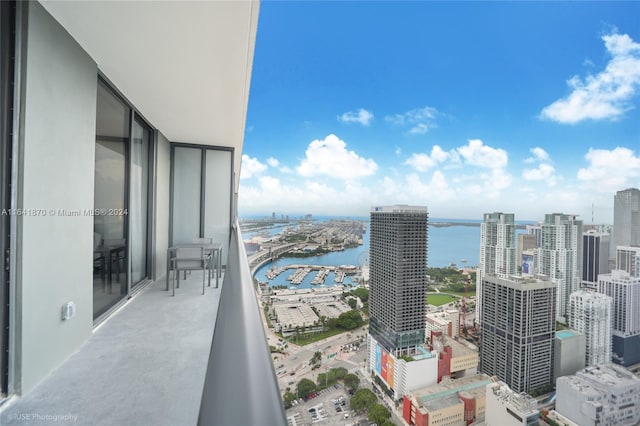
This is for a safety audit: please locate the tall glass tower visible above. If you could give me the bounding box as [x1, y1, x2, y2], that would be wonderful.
[368, 205, 428, 356]
[612, 188, 640, 261]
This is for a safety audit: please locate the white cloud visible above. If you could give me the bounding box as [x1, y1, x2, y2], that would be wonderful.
[258, 175, 280, 191]
[431, 145, 449, 162]
[577, 147, 640, 192]
[408, 124, 429, 135]
[296, 134, 378, 179]
[527, 147, 550, 163]
[266, 157, 293, 173]
[523, 163, 556, 181]
[240, 154, 267, 179]
[385, 106, 439, 134]
[405, 145, 450, 172]
[541, 32, 640, 123]
[523, 147, 557, 185]
[337, 108, 374, 126]
[456, 139, 508, 169]
[239, 175, 376, 217]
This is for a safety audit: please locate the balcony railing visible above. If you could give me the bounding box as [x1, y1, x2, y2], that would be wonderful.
[198, 220, 286, 425]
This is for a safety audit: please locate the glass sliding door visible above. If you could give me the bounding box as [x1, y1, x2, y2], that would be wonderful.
[171, 147, 202, 244]
[171, 145, 232, 267]
[130, 118, 151, 286]
[94, 80, 129, 319]
[204, 149, 232, 264]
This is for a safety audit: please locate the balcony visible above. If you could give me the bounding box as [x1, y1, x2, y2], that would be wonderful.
[0, 223, 286, 425]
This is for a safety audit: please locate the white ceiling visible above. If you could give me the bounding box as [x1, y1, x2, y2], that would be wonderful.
[40, 0, 260, 190]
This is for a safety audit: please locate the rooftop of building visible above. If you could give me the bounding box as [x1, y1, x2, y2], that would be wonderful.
[413, 344, 435, 361]
[600, 269, 640, 282]
[412, 374, 494, 407]
[423, 394, 464, 412]
[579, 364, 640, 387]
[483, 274, 555, 290]
[570, 290, 613, 301]
[271, 286, 345, 298]
[559, 364, 640, 395]
[370, 205, 428, 213]
[487, 381, 538, 414]
[556, 330, 582, 340]
[616, 246, 640, 252]
[441, 335, 475, 357]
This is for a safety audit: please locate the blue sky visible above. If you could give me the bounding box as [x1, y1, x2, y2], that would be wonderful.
[239, 1, 640, 222]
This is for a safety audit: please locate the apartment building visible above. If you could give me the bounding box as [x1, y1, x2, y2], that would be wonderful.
[479, 275, 556, 393]
[568, 290, 612, 366]
[476, 212, 516, 325]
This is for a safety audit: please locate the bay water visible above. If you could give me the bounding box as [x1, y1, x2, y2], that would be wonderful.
[248, 218, 501, 289]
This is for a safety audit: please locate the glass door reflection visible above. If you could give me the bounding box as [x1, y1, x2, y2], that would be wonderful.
[94, 81, 129, 319]
[130, 118, 150, 286]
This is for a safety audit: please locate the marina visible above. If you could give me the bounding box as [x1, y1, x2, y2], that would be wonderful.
[265, 264, 357, 287]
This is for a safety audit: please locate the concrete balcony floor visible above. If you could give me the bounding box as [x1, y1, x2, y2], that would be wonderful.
[0, 271, 223, 426]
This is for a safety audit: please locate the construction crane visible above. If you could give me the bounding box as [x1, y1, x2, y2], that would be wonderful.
[460, 273, 471, 336]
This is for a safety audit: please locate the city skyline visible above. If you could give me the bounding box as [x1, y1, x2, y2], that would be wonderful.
[240, 2, 640, 222]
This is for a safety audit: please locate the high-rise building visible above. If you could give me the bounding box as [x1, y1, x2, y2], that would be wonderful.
[537, 213, 583, 323]
[526, 223, 542, 248]
[369, 205, 429, 355]
[517, 234, 537, 272]
[612, 188, 640, 262]
[476, 213, 516, 325]
[479, 275, 556, 393]
[582, 230, 610, 289]
[616, 246, 640, 278]
[568, 290, 612, 366]
[597, 270, 640, 366]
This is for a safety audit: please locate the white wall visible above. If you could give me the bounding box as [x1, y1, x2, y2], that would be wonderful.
[405, 356, 438, 392]
[16, 1, 97, 393]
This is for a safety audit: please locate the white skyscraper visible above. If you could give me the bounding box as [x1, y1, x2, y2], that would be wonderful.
[526, 223, 542, 248]
[597, 270, 640, 367]
[616, 246, 640, 278]
[569, 290, 612, 366]
[476, 212, 516, 325]
[537, 213, 583, 323]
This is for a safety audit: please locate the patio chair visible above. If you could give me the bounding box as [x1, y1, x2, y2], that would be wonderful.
[193, 237, 213, 244]
[193, 237, 215, 282]
[172, 246, 211, 296]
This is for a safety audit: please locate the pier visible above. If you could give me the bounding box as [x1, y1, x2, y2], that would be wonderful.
[264, 264, 361, 286]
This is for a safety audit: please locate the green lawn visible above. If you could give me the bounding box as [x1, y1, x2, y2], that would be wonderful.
[441, 290, 469, 298]
[286, 328, 346, 346]
[427, 293, 456, 306]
